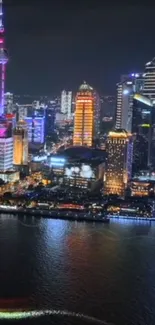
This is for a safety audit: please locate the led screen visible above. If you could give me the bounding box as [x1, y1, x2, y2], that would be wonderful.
[65, 164, 95, 179]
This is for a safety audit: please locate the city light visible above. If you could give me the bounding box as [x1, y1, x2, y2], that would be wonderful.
[123, 89, 129, 95]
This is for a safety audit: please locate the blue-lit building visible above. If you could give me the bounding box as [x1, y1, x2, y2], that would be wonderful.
[24, 116, 45, 144]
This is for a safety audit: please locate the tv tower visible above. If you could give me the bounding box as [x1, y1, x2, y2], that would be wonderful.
[0, 0, 8, 115]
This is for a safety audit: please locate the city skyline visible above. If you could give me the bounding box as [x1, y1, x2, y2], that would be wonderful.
[3, 0, 155, 95]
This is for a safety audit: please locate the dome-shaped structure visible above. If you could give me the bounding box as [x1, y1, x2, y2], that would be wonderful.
[79, 81, 93, 91]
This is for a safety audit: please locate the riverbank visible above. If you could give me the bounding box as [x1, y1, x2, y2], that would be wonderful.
[0, 206, 154, 222]
[0, 207, 110, 223]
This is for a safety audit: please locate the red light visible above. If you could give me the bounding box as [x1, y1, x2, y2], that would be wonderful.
[5, 114, 15, 119]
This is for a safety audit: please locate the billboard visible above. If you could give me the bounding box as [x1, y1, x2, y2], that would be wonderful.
[65, 164, 95, 179]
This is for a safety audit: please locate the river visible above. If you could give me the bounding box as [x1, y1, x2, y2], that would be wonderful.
[0, 215, 155, 325]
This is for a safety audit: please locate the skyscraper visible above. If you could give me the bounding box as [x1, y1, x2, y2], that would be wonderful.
[0, 117, 13, 171]
[61, 90, 72, 119]
[73, 82, 94, 147]
[143, 58, 155, 100]
[132, 96, 152, 172]
[104, 129, 133, 196]
[13, 121, 28, 165]
[25, 116, 45, 144]
[0, 0, 8, 115]
[115, 74, 144, 132]
[4, 92, 13, 114]
[93, 90, 101, 138]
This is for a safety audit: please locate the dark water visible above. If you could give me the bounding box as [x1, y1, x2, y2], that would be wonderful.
[0, 215, 155, 325]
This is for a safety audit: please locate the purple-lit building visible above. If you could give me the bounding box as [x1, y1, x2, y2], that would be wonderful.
[24, 117, 45, 144]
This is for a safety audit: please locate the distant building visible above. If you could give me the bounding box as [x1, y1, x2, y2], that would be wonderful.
[143, 58, 155, 99]
[61, 90, 72, 119]
[104, 129, 133, 196]
[4, 92, 13, 114]
[16, 104, 28, 121]
[115, 74, 144, 132]
[93, 90, 101, 138]
[13, 120, 28, 165]
[73, 82, 94, 147]
[24, 116, 45, 144]
[0, 117, 13, 171]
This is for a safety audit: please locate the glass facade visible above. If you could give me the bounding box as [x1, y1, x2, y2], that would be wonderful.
[25, 117, 45, 144]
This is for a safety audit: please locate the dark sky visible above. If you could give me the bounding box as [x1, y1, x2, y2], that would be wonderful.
[3, 0, 155, 95]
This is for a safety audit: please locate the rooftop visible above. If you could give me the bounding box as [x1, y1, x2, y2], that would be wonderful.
[79, 81, 93, 92]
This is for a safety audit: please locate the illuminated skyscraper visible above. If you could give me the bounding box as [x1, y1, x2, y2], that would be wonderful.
[4, 92, 13, 114]
[73, 82, 94, 147]
[143, 58, 155, 100]
[93, 90, 101, 138]
[61, 90, 72, 119]
[104, 129, 133, 196]
[0, 117, 13, 171]
[13, 121, 28, 165]
[115, 74, 144, 132]
[25, 116, 45, 144]
[0, 0, 8, 115]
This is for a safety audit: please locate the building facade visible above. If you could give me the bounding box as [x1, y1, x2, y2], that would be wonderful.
[13, 121, 28, 165]
[24, 116, 45, 144]
[61, 90, 72, 119]
[115, 74, 144, 132]
[143, 58, 155, 100]
[73, 82, 94, 147]
[104, 129, 133, 196]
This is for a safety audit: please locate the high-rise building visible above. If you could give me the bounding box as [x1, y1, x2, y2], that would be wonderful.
[132, 93, 155, 170]
[132, 96, 151, 172]
[61, 90, 72, 119]
[4, 92, 13, 114]
[73, 82, 94, 147]
[0, 0, 8, 115]
[104, 129, 133, 196]
[143, 58, 155, 100]
[25, 116, 45, 144]
[115, 74, 144, 132]
[16, 104, 29, 121]
[13, 121, 28, 165]
[93, 90, 101, 138]
[0, 117, 13, 171]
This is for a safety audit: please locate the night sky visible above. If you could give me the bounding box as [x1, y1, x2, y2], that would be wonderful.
[4, 0, 155, 96]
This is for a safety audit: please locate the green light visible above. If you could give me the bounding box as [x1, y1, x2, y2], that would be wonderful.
[141, 124, 150, 127]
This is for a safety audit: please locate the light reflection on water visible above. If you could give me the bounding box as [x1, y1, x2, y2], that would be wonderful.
[0, 215, 155, 325]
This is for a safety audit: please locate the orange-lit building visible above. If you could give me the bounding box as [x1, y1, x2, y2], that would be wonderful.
[13, 120, 28, 165]
[104, 129, 133, 196]
[73, 82, 94, 147]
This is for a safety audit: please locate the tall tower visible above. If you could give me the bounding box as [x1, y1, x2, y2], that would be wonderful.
[61, 90, 72, 119]
[73, 82, 94, 147]
[115, 74, 144, 132]
[104, 129, 133, 196]
[0, 0, 8, 115]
